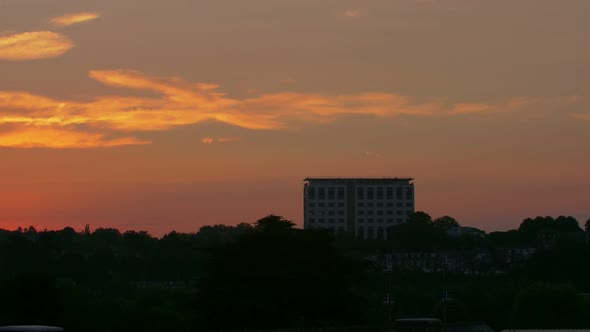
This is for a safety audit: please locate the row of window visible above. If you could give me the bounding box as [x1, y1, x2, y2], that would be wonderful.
[358, 202, 411, 208]
[357, 186, 413, 200]
[306, 186, 414, 200]
[358, 218, 404, 224]
[358, 209, 410, 216]
[307, 201, 413, 208]
[308, 218, 345, 224]
[308, 202, 345, 208]
[307, 217, 406, 225]
[308, 208, 412, 217]
[308, 210, 345, 216]
[358, 226, 388, 240]
[307, 187, 345, 200]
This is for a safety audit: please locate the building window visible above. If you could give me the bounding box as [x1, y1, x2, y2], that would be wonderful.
[337, 187, 345, 200]
[406, 187, 413, 199]
[309, 203, 315, 208]
[367, 210, 374, 216]
[338, 218, 345, 224]
[367, 187, 374, 199]
[338, 202, 344, 207]
[377, 210, 383, 216]
[387, 210, 394, 215]
[319, 203, 325, 208]
[308, 187, 316, 199]
[357, 187, 364, 199]
[377, 187, 384, 200]
[386, 202, 394, 208]
[386, 187, 393, 199]
[377, 227, 384, 239]
[396, 187, 403, 199]
[406, 202, 413, 208]
[328, 187, 335, 200]
[318, 188, 325, 200]
[367, 226, 374, 239]
[387, 218, 394, 224]
[309, 218, 316, 223]
[359, 210, 365, 215]
[358, 218, 365, 224]
[368, 218, 374, 224]
[377, 202, 383, 207]
[367, 202, 374, 207]
[396, 202, 402, 208]
[397, 218, 403, 223]
[319, 218, 325, 224]
[328, 210, 335, 216]
[358, 202, 365, 207]
[328, 203, 334, 207]
[338, 210, 344, 216]
[329, 219, 335, 224]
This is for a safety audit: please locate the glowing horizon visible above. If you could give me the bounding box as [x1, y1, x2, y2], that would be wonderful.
[1, 0, 588, 235]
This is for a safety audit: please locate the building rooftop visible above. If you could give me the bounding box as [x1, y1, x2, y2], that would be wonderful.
[304, 177, 413, 182]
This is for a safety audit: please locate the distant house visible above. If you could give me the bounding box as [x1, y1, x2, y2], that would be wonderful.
[493, 246, 536, 268]
[537, 228, 586, 248]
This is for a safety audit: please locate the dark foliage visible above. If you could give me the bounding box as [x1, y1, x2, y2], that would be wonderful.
[0, 213, 588, 331]
[198, 215, 368, 330]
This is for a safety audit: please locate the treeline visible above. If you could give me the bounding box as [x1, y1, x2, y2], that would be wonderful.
[0, 216, 368, 331]
[0, 213, 589, 331]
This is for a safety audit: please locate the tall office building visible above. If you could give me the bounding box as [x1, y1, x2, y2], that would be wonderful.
[303, 178, 415, 240]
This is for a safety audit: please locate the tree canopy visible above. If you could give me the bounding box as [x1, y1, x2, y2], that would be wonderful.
[197, 215, 368, 330]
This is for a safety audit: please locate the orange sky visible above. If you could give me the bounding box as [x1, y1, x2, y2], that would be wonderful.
[1, 0, 589, 235]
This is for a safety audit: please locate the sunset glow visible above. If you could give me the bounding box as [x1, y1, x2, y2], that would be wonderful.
[0, 0, 588, 235]
[0, 31, 74, 60]
[49, 12, 101, 27]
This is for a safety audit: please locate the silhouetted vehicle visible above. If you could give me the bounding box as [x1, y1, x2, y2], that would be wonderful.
[0, 326, 64, 332]
[394, 318, 442, 332]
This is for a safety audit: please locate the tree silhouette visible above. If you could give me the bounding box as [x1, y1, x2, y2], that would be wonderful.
[433, 216, 460, 232]
[407, 211, 433, 225]
[198, 215, 368, 330]
[254, 214, 296, 231]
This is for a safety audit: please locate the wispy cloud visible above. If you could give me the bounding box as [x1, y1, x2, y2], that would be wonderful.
[50, 12, 101, 27]
[201, 137, 240, 144]
[573, 113, 590, 120]
[0, 31, 74, 61]
[448, 103, 492, 115]
[342, 9, 361, 18]
[201, 137, 214, 144]
[0, 69, 542, 149]
[0, 127, 147, 148]
[217, 137, 240, 143]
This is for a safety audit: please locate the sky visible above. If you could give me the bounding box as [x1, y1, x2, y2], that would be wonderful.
[1, 0, 589, 235]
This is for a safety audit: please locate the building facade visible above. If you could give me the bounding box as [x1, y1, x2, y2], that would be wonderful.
[303, 178, 415, 240]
